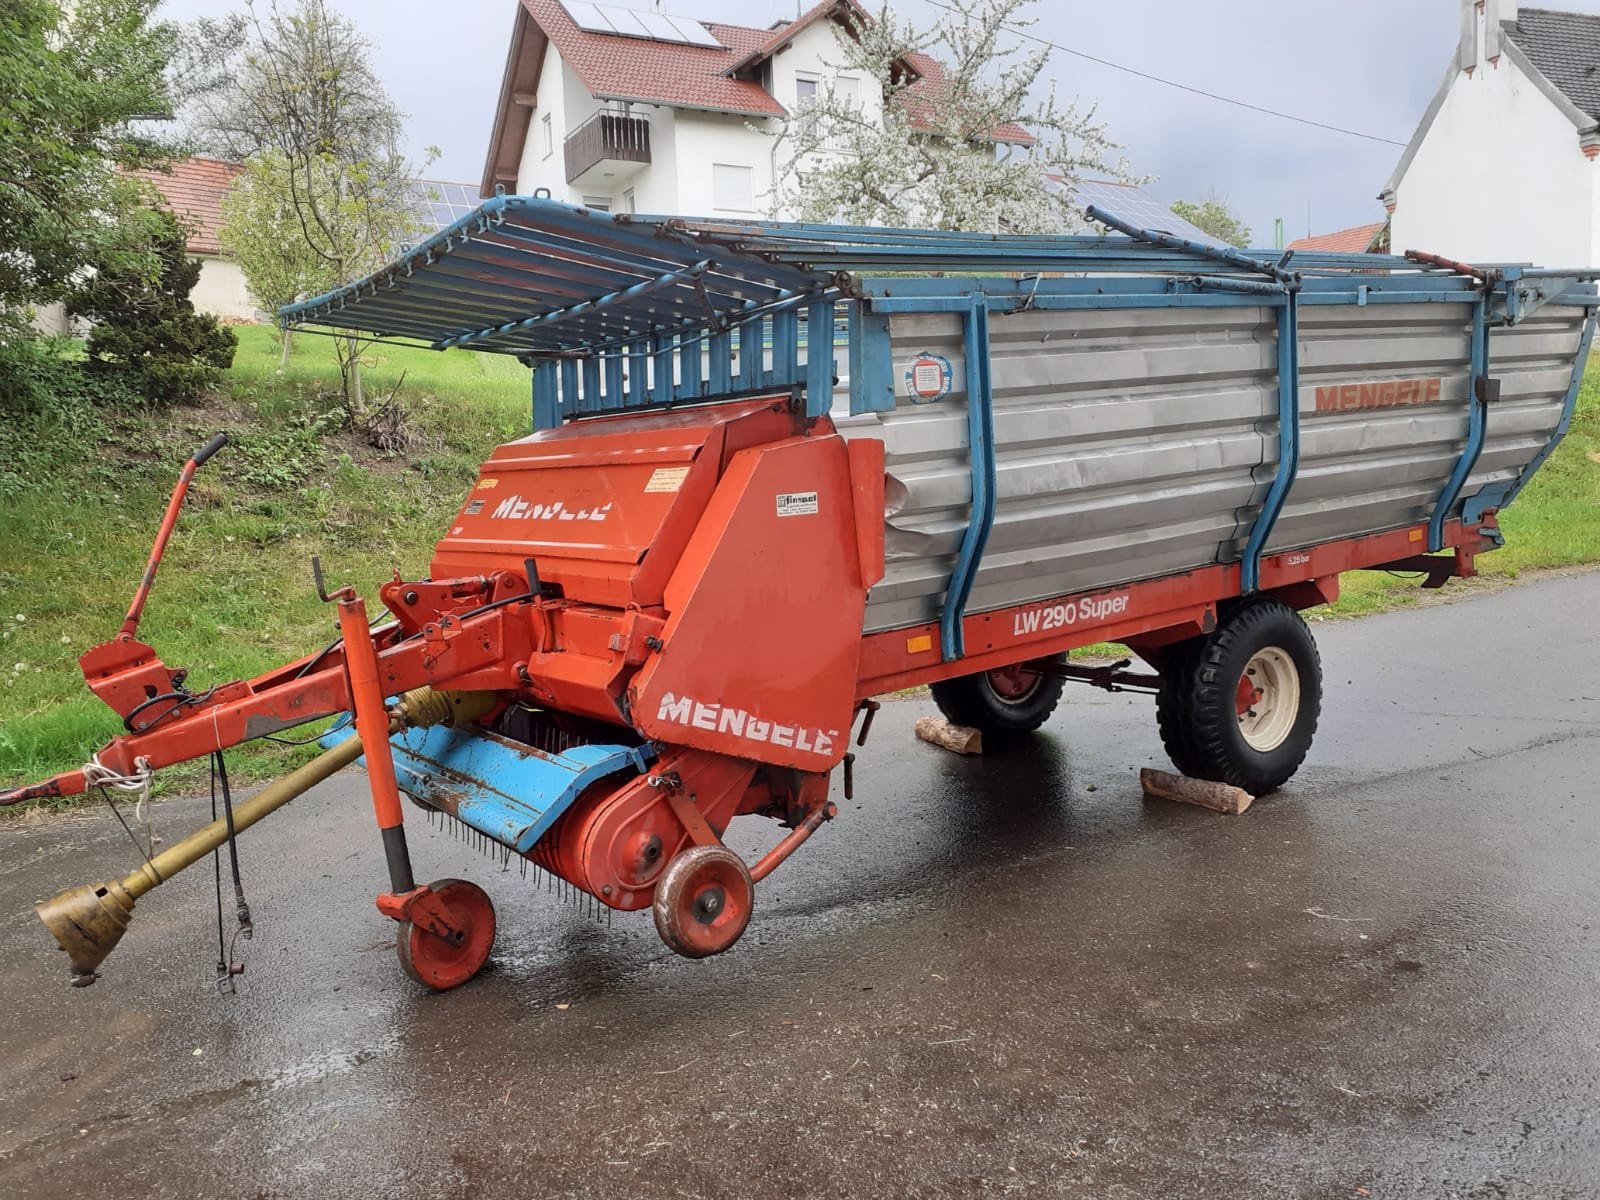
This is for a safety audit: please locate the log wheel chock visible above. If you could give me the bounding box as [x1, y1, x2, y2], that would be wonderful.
[392, 878, 497, 990]
[652, 845, 754, 959]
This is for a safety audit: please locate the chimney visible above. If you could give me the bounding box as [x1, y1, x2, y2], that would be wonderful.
[1463, 0, 1520, 72]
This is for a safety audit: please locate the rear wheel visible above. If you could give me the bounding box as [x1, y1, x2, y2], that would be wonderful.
[929, 653, 1067, 738]
[1155, 600, 1321, 794]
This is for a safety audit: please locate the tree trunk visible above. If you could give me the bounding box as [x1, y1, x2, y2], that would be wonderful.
[278, 329, 293, 370]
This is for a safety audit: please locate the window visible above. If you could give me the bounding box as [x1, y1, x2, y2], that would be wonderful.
[621, 187, 635, 214]
[711, 163, 754, 212]
[795, 74, 819, 107]
[581, 195, 611, 212]
[834, 76, 860, 108]
[541, 113, 553, 158]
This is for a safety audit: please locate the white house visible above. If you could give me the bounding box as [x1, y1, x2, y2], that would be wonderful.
[479, 0, 1034, 217]
[1383, 0, 1600, 267]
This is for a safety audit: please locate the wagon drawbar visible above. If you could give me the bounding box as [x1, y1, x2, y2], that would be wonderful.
[6, 197, 1596, 990]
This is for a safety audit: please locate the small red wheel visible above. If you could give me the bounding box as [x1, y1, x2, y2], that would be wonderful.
[652, 845, 754, 959]
[396, 878, 496, 990]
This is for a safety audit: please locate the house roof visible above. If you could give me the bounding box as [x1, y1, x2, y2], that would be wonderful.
[481, 0, 1033, 195]
[723, 0, 874, 76]
[1288, 222, 1386, 254]
[1508, 7, 1600, 120]
[1384, 6, 1600, 200]
[531, 0, 785, 117]
[123, 157, 243, 256]
[901, 53, 1033, 145]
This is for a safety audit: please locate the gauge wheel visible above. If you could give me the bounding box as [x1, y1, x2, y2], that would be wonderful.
[652, 845, 754, 959]
[396, 878, 496, 990]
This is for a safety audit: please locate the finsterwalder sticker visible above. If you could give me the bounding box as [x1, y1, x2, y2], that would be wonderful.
[776, 491, 819, 517]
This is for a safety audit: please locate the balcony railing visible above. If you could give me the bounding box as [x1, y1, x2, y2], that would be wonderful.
[564, 110, 651, 184]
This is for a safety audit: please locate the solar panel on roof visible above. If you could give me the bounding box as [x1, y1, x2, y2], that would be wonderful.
[560, 0, 722, 47]
[662, 14, 723, 47]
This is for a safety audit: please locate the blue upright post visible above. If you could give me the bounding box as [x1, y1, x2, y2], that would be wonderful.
[939, 296, 998, 661]
[1241, 292, 1301, 593]
[1429, 296, 1491, 552]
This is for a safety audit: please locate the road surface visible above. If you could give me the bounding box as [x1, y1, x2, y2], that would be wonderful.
[2, 572, 1598, 1198]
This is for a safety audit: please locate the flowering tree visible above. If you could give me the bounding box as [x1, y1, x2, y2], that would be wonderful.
[768, 0, 1135, 232]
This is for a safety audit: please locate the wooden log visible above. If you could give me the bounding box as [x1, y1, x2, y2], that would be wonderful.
[1140, 767, 1254, 815]
[914, 716, 983, 756]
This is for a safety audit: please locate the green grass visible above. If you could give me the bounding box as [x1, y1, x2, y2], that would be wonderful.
[1, 336, 1597, 803]
[0, 326, 528, 799]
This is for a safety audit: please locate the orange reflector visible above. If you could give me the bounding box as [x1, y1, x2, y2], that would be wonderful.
[1408, 528, 1423, 542]
[906, 634, 934, 654]
[476, 477, 498, 489]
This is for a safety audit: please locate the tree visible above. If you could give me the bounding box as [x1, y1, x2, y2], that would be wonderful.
[768, 0, 1134, 232]
[192, 0, 430, 421]
[219, 152, 338, 368]
[67, 210, 238, 404]
[0, 0, 239, 318]
[1170, 194, 1252, 249]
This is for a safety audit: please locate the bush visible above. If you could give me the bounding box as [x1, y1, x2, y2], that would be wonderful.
[0, 319, 79, 414]
[66, 210, 238, 405]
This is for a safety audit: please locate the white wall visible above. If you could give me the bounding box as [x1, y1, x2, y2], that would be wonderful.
[515, 45, 569, 197]
[191, 256, 259, 322]
[1392, 54, 1597, 266]
[509, 16, 884, 219]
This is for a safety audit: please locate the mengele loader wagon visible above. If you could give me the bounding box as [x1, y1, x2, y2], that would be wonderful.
[4, 198, 1596, 991]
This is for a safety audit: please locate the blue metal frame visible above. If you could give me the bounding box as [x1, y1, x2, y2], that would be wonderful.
[940, 297, 998, 662]
[1464, 308, 1599, 525]
[280, 196, 1600, 661]
[1241, 292, 1302, 593]
[1428, 297, 1491, 553]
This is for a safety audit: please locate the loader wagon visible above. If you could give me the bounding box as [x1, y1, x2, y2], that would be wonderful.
[7, 198, 1596, 990]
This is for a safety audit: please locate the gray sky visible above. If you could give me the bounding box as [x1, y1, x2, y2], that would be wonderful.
[160, 0, 1600, 245]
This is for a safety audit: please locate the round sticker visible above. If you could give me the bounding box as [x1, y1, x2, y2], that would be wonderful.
[904, 352, 953, 404]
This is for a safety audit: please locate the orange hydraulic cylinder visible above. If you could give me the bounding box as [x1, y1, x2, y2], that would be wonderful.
[336, 597, 406, 834]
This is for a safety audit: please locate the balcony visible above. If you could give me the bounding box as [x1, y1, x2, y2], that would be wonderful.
[563, 110, 651, 186]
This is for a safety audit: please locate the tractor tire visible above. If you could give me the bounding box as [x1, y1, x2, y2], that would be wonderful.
[1154, 600, 1321, 795]
[929, 654, 1067, 739]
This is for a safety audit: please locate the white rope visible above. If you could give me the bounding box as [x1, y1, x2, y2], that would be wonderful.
[83, 753, 154, 824]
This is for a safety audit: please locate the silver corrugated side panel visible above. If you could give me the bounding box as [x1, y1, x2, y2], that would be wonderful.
[845, 298, 1588, 636]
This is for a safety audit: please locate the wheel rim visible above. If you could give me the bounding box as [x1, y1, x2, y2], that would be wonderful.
[652, 845, 753, 959]
[1235, 646, 1300, 753]
[986, 663, 1042, 704]
[396, 878, 496, 990]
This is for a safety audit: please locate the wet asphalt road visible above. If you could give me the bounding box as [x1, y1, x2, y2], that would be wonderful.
[2, 573, 1599, 1199]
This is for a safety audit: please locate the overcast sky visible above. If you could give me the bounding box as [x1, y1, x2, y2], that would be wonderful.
[159, 0, 1600, 245]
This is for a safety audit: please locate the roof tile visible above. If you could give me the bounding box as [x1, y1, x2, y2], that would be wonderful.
[122, 157, 243, 256]
[1507, 7, 1600, 121]
[525, 0, 786, 116]
[1287, 222, 1385, 253]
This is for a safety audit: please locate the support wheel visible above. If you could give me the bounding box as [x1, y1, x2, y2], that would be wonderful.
[396, 878, 496, 990]
[1155, 599, 1321, 795]
[929, 652, 1067, 739]
[652, 845, 753, 959]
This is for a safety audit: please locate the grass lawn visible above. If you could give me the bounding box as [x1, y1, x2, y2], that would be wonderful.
[1, 330, 1596, 803]
[0, 326, 529, 796]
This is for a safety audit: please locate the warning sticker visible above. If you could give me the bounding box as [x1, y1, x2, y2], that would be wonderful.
[776, 491, 819, 517]
[464, 498, 485, 516]
[645, 466, 691, 493]
[904, 352, 953, 403]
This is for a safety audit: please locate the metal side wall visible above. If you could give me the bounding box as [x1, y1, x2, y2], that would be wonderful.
[853, 299, 1591, 635]
[858, 305, 1277, 633]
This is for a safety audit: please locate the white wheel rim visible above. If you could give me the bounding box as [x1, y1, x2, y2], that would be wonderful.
[1236, 646, 1300, 752]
